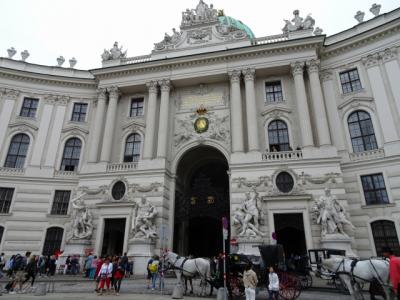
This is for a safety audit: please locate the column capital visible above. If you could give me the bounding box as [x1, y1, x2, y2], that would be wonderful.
[4, 88, 20, 100]
[291, 61, 305, 76]
[320, 69, 333, 82]
[362, 53, 380, 69]
[158, 79, 171, 92]
[242, 68, 256, 81]
[306, 59, 320, 74]
[96, 88, 107, 100]
[146, 81, 158, 94]
[107, 86, 120, 99]
[228, 70, 241, 83]
[380, 47, 398, 63]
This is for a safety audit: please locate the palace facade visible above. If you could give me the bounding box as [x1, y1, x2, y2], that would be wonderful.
[1, 1, 400, 272]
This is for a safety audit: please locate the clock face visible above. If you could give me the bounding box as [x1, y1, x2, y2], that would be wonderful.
[194, 117, 209, 133]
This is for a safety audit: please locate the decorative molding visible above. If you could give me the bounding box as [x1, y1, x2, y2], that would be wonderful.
[96, 88, 107, 101]
[380, 47, 398, 63]
[146, 81, 158, 94]
[298, 172, 341, 185]
[107, 86, 120, 99]
[232, 176, 270, 188]
[320, 69, 333, 81]
[361, 53, 380, 69]
[306, 59, 320, 74]
[44, 94, 70, 106]
[242, 68, 255, 81]
[3, 89, 20, 100]
[261, 105, 292, 117]
[121, 119, 145, 132]
[291, 61, 305, 76]
[8, 121, 39, 132]
[61, 125, 89, 136]
[130, 182, 162, 193]
[159, 79, 171, 92]
[228, 70, 241, 83]
[337, 96, 374, 111]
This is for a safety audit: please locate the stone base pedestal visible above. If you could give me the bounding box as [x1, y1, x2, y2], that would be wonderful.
[127, 238, 156, 276]
[237, 237, 263, 255]
[61, 239, 92, 266]
[321, 234, 357, 258]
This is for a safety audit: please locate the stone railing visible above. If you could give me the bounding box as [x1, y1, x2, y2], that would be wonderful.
[0, 167, 25, 176]
[262, 150, 303, 161]
[121, 54, 152, 65]
[107, 162, 138, 172]
[251, 34, 289, 45]
[54, 170, 78, 177]
[349, 148, 385, 162]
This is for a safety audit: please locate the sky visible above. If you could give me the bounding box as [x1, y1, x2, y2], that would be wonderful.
[0, 0, 399, 70]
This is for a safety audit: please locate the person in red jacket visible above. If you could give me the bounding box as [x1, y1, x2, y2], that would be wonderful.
[94, 257, 104, 292]
[382, 247, 400, 299]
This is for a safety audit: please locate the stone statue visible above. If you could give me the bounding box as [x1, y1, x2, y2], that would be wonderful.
[68, 192, 93, 240]
[313, 188, 355, 237]
[154, 29, 182, 50]
[282, 10, 316, 33]
[101, 41, 127, 61]
[181, 0, 218, 27]
[131, 196, 158, 240]
[233, 188, 265, 238]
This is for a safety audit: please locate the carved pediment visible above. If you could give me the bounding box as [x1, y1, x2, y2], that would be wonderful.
[261, 105, 292, 117]
[122, 120, 145, 132]
[338, 96, 374, 111]
[62, 125, 89, 135]
[8, 121, 39, 132]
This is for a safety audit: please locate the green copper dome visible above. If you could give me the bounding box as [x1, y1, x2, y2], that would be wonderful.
[218, 15, 255, 39]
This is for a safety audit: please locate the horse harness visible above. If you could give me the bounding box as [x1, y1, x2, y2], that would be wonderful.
[168, 254, 204, 278]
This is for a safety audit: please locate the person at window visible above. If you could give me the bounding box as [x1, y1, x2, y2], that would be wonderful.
[267, 266, 279, 300]
[243, 263, 258, 300]
[382, 247, 400, 299]
[271, 145, 278, 152]
[97, 257, 113, 295]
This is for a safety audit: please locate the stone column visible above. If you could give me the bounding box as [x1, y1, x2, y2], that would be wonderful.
[243, 68, 260, 152]
[306, 59, 332, 146]
[381, 48, 400, 116]
[229, 70, 244, 153]
[0, 89, 18, 154]
[88, 88, 107, 163]
[291, 62, 314, 148]
[100, 86, 119, 162]
[362, 54, 399, 143]
[320, 70, 346, 151]
[156, 79, 171, 158]
[143, 81, 158, 159]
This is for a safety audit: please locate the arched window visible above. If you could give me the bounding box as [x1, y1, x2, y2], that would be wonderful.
[0, 226, 4, 244]
[42, 227, 63, 256]
[124, 134, 141, 162]
[371, 220, 400, 256]
[347, 111, 378, 153]
[4, 134, 30, 168]
[268, 120, 290, 152]
[60, 138, 81, 171]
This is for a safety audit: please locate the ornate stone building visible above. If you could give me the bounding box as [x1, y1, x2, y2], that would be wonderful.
[0, 1, 400, 273]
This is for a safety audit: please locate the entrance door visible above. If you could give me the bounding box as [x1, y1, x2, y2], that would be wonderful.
[274, 213, 307, 257]
[101, 218, 126, 256]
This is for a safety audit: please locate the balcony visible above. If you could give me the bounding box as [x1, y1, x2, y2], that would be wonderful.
[262, 150, 303, 161]
[0, 167, 25, 176]
[349, 148, 385, 162]
[54, 170, 78, 177]
[107, 162, 138, 173]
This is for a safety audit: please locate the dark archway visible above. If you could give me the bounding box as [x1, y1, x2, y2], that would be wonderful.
[174, 146, 230, 257]
[274, 213, 307, 257]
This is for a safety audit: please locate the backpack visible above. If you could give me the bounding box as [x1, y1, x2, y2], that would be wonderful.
[148, 261, 158, 273]
[13, 255, 24, 271]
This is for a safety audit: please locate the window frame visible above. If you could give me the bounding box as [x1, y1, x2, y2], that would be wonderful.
[360, 173, 389, 206]
[71, 102, 88, 122]
[60, 137, 82, 172]
[4, 133, 30, 169]
[347, 110, 378, 153]
[19, 97, 39, 118]
[0, 187, 15, 214]
[339, 68, 363, 94]
[267, 119, 291, 152]
[123, 133, 141, 162]
[50, 190, 71, 215]
[370, 220, 400, 256]
[42, 227, 64, 256]
[129, 97, 144, 117]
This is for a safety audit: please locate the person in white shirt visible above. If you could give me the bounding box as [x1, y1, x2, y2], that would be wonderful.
[268, 266, 279, 300]
[97, 258, 113, 295]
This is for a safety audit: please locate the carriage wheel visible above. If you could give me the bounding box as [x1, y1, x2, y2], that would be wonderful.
[300, 274, 313, 290]
[278, 272, 302, 300]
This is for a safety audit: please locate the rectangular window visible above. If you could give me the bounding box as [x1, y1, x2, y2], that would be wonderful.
[71, 103, 88, 122]
[265, 81, 283, 103]
[130, 98, 144, 117]
[361, 173, 389, 205]
[20, 98, 39, 118]
[50, 190, 71, 215]
[0, 188, 14, 214]
[339, 69, 362, 94]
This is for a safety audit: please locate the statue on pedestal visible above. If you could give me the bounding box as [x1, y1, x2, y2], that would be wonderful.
[282, 10, 315, 33]
[131, 196, 158, 240]
[233, 188, 265, 237]
[101, 42, 127, 61]
[67, 192, 93, 241]
[313, 188, 355, 237]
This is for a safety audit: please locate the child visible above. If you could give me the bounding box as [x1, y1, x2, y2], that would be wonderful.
[268, 266, 279, 300]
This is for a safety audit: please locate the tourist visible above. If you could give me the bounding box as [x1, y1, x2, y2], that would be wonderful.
[97, 258, 113, 295]
[94, 257, 104, 292]
[48, 255, 57, 276]
[382, 247, 400, 299]
[64, 255, 71, 275]
[120, 252, 128, 275]
[243, 263, 258, 300]
[111, 257, 119, 292]
[85, 253, 94, 278]
[0, 252, 5, 278]
[267, 266, 279, 300]
[38, 255, 47, 277]
[158, 256, 166, 291]
[13, 251, 30, 292]
[146, 256, 154, 289]
[5, 255, 15, 277]
[149, 255, 160, 290]
[113, 264, 125, 295]
[23, 255, 38, 286]
[71, 255, 79, 275]
[90, 255, 98, 279]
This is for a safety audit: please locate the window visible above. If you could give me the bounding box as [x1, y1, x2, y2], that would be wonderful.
[112, 181, 126, 200]
[124, 134, 141, 162]
[0, 188, 14, 214]
[268, 120, 290, 152]
[51, 190, 71, 215]
[371, 220, 400, 256]
[265, 81, 283, 103]
[130, 98, 144, 117]
[361, 173, 389, 205]
[20, 97, 39, 118]
[0, 226, 4, 244]
[276, 172, 294, 193]
[71, 103, 88, 122]
[4, 134, 30, 168]
[348, 111, 378, 153]
[60, 138, 81, 171]
[42, 227, 63, 256]
[339, 68, 362, 94]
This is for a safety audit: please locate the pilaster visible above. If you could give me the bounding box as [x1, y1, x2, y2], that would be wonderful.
[156, 79, 171, 158]
[228, 70, 244, 153]
[143, 81, 158, 159]
[243, 68, 260, 152]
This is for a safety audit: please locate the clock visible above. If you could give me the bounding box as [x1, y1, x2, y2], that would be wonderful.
[194, 116, 209, 133]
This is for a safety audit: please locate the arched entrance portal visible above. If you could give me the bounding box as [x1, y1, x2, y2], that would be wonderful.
[174, 146, 230, 257]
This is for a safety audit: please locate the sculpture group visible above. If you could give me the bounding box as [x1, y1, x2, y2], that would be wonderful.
[131, 196, 158, 240]
[282, 10, 315, 33]
[101, 42, 127, 61]
[68, 192, 93, 241]
[181, 0, 218, 27]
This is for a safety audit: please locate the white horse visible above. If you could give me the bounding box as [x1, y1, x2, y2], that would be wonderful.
[164, 251, 211, 296]
[322, 257, 393, 300]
